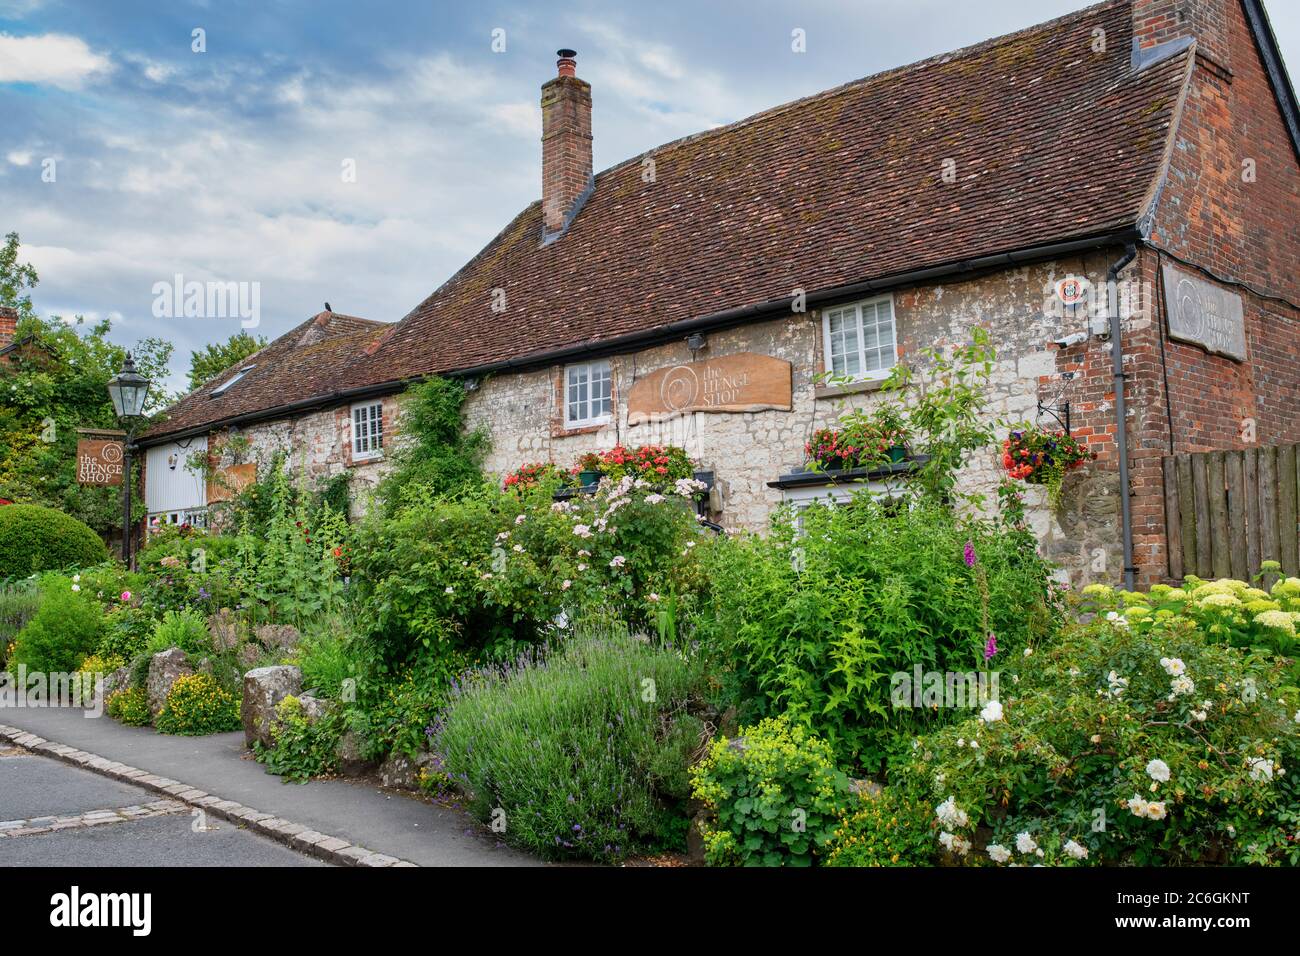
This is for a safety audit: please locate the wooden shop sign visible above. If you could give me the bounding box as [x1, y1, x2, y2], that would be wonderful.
[76, 437, 126, 486]
[627, 352, 792, 424]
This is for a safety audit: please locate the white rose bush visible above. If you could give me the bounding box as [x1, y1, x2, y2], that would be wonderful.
[899, 612, 1300, 866]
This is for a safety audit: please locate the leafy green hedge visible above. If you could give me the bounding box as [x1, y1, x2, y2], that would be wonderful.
[0, 504, 108, 580]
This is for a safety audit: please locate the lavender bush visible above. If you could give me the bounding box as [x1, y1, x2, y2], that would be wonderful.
[430, 628, 705, 862]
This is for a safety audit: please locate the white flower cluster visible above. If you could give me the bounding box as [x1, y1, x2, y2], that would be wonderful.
[938, 831, 971, 856]
[1105, 670, 1128, 698]
[1126, 794, 1167, 820]
[674, 477, 707, 498]
[1145, 758, 1171, 783]
[935, 795, 968, 829]
[1063, 839, 1089, 860]
[978, 699, 1003, 723]
[1247, 757, 1281, 783]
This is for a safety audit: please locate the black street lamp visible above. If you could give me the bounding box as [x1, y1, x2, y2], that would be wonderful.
[106, 352, 150, 569]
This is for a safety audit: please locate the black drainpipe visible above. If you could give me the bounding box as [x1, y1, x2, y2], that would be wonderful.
[1107, 243, 1138, 590]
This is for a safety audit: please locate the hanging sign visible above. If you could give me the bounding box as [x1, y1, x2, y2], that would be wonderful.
[77, 439, 125, 486]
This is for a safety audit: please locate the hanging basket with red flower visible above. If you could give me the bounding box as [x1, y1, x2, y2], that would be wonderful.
[1002, 426, 1094, 504]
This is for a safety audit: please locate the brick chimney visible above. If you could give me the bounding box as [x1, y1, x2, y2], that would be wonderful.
[0, 306, 17, 349]
[1131, 0, 1231, 72]
[540, 48, 593, 239]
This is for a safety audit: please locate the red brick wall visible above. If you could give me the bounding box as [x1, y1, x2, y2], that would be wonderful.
[1130, 0, 1300, 581]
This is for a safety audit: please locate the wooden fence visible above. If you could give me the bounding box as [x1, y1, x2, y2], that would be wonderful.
[1163, 444, 1300, 581]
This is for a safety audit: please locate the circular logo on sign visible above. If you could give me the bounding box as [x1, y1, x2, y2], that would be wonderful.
[100, 442, 123, 464]
[1173, 276, 1205, 339]
[660, 366, 699, 412]
[1055, 277, 1090, 305]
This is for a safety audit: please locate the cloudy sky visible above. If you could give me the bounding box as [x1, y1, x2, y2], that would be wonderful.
[2, 0, 1298, 393]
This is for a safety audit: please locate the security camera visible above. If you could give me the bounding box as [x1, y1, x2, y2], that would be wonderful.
[1051, 331, 1088, 348]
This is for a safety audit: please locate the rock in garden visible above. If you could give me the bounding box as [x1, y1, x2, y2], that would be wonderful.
[146, 648, 193, 717]
[297, 694, 328, 722]
[334, 729, 374, 777]
[378, 749, 436, 791]
[253, 623, 301, 653]
[241, 665, 302, 748]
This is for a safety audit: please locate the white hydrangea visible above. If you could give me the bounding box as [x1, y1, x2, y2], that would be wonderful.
[1015, 831, 1038, 854]
[1063, 839, 1089, 860]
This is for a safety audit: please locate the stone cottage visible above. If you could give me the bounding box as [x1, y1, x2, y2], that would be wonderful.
[140, 0, 1300, 587]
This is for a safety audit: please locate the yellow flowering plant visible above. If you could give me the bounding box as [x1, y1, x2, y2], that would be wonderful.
[154, 672, 241, 736]
[690, 714, 849, 867]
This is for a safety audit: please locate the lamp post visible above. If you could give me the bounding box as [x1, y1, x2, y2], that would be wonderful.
[106, 352, 150, 570]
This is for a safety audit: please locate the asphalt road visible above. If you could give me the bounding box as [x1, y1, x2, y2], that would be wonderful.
[0, 747, 326, 867]
[0, 705, 536, 866]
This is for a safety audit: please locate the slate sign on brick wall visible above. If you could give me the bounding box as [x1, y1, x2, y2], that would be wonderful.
[1162, 261, 1246, 362]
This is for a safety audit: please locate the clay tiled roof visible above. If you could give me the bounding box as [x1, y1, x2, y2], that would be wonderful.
[146, 0, 1194, 440]
[142, 311, 386, 442]
[344, 0, 1192, 386]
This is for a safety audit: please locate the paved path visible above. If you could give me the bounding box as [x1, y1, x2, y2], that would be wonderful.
[0, 706, 537, 867]
[0, 748, 325, 866]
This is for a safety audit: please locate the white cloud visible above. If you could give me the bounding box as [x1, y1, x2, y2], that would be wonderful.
[0, 32, 113, 90]
[488, 101, 539, 139]
[6, 150, 32, 166]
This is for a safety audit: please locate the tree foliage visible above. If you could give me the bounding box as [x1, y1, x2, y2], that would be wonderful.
[187, 331, 267, 391]
[0, 233, 174, 535]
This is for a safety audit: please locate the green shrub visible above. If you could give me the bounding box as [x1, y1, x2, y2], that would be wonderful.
[898, 617, 1300, 866]
[106, 686, 151, 726]
[0, 579, 41, 668]
[136, 528, 242, 615]
[97, 605, 152, 665]
[0, 504, 108, 580]
[255, 695, 341, 783]
[154, 672, 241, 735]
[432, 630, 704, 862]
[690, 714, 849, 867]
[295, 619, 359, 699]
[376, 377, 488, 517]
[147, 608, 211, 657]
[824, 786, 936, 867]
[694, 496, 1058, 771]
[10, 574, 105, 673]
[358, 476, 707, 667]
[349, 648, 474, 761]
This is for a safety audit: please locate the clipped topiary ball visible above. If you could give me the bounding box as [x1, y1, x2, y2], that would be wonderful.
[0, 504, 109, 579]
